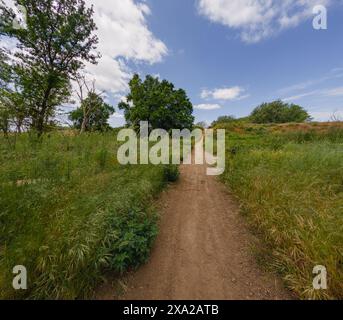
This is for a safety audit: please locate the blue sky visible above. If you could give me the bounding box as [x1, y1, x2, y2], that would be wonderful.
[5, 0, 342, 126]
[120, 0, 343, 126]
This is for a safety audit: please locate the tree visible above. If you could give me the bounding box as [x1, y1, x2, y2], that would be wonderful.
[0, 0, 99, 136]
[0, 48, 11, 89]
[119, 74, 194, 132]
[250, 100, 311, 124]
[69, 92, 114, 132]
[211, 115, 236, 127]
[0, 48, 27, 134]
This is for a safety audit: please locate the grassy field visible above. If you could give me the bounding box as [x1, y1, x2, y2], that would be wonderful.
[218, 123, 343, 299]
[0, 131, 178, 299]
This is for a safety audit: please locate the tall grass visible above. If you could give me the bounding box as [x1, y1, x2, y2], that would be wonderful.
[0, 132, 177, 299]
[222, 128, 343, 299]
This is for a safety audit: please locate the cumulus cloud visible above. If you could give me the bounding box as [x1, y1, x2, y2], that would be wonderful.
[194, 103, 222, 110]
[1, 0, 167, 97]
[201, 86, 248, 101]
[83, 0, 168, 94]
[197, 0, 331, 43]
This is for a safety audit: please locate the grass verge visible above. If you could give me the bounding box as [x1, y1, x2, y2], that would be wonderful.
[220, 126, 343, 299]
[0, 132, 178, 299]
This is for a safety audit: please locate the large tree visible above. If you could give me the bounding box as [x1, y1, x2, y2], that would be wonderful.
[119, 74, 194, 132]
[0, 0, 99, 135]
[250, 100, 311, 124]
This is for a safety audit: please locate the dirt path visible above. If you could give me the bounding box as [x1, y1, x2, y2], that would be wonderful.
[97, 151, 291, 300]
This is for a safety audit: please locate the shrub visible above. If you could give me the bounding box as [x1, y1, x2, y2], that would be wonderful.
[163, 165, 180, 182]
[250, 100, 311, 124]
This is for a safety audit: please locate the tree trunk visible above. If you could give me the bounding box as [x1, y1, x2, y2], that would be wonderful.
[80, 114, 88, 134]
[35, 85, 53, 137]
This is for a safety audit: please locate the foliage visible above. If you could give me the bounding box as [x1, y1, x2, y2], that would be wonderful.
[69, 93, 115, 132]
[119, 74, 194, 132]
[0, 0, 99, 135]
[250, 100, 311, 124]
[211, 115, 236, 127]
[163, 165, 180, 182]
[0, 132, 175, 299]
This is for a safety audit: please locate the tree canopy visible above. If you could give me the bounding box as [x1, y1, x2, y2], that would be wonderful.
[69, 92, 114, 132]
[211, 115, 236, 127]
[118, 74, 194, 132]
[0, 0, 99, 135]
[250, 100, 311, 124]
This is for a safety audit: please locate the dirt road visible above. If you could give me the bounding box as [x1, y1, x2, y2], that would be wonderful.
[97, 151, 291, 300]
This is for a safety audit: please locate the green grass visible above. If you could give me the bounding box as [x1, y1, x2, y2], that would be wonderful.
[0, 132, 178, 299]
[221, 127, 343, 299]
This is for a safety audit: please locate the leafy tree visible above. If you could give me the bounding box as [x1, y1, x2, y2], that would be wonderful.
[0, 48, 26, 134]
[0, 48, 11, 89]
[69, 93, 114, 132]
[211, 115, 236, 127]
[250, 100, 311, 124]
[0, 0, 99, 136]
[119, 74, 194, 132]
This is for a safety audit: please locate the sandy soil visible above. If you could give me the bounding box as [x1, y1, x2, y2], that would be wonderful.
[96, 151, 292, 300]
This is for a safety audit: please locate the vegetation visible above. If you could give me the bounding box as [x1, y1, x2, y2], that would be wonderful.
[0, 132, 179, 299]
[250, 100, 311, 124]
[119, 74, 194, 132]
[211, 115, 237, 127]
[211, 100, 311, 128]
[1, 0, 340, 302]
[69, 92, 115, 132]
[0, 0, 99, 135]
[218, 123, 343, 299]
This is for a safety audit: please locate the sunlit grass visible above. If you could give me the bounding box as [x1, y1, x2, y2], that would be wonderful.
[221, 128, 343, 299]
[0, 131, 177, 299]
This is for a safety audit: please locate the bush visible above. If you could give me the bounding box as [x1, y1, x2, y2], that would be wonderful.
[250, 100, 311, 124]
[163, 165, 180, 182]
[108, 208, 158, 273]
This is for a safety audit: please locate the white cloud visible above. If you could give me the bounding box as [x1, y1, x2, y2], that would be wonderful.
[1, 0, 167, 97]
[283, 90, 319, 102]
[111, 113, 125, 119]
[310, 110, 343, 121]
[201, 86, 248, 100]
[279, 70, 343, 96]
[283, 86, 343, 102]
[83, 0, 168, 94]
[194, 103, 222, 110]
[325, 87, 343, 97]
[197, 0, 331, 43]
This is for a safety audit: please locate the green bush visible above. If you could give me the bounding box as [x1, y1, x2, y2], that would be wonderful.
[109, 208, 158, 273]
[163, 165, 180, 182]
[250, 100, 311, 124]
